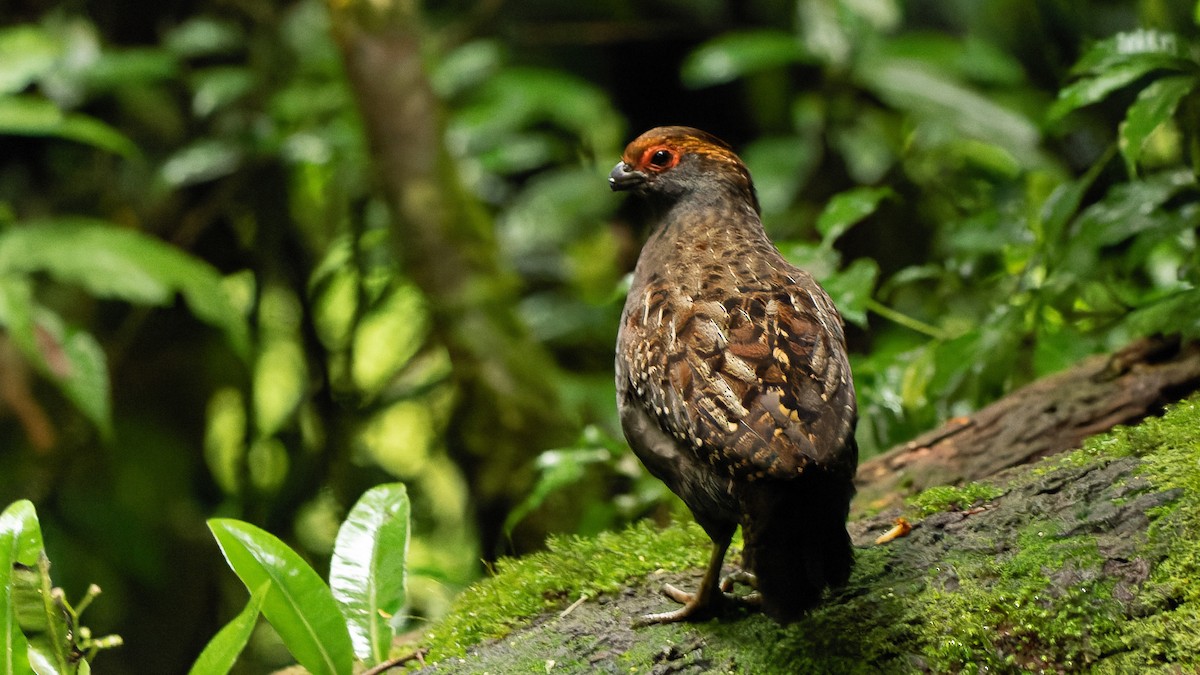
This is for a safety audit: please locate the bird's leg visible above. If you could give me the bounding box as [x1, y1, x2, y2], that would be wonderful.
[634, 537, 730, 626]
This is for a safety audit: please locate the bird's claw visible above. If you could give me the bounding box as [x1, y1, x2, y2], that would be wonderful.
[634, 573, 763, 626]
[632, 584, 718, 626]
[719, 570, 757, 593]
[718, 570, 761, 607]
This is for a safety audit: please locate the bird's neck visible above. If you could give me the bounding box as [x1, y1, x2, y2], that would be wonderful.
[650, 190, 769, 248]
[637, 191, 785, 293]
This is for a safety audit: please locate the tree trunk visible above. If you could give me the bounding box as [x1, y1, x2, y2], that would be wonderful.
[328, 2, 575, 556]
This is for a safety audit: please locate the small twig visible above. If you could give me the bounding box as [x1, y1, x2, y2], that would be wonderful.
[874, 517, 912, 545]
[558, 593, 588, 619]
[361, 648, 428, 675]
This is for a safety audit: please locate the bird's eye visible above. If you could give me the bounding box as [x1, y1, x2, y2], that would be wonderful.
[649, 149, 674, 167]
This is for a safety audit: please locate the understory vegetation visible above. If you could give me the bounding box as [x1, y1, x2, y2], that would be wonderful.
[1, 0, 1198, 672]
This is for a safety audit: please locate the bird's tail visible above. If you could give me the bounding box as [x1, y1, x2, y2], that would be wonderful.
[740, 465, 855, 623]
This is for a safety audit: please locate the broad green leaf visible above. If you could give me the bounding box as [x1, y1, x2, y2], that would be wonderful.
[816, 187, 893, 245]
[1125, 287, 1200, 339]
[1049, 60, 1189, 122]
[742, 136, 821, 215]
[0, 96, 136, 157]
[431, 40, 503, 98]
[330, 484, 410, 664]
[160, 140, 243, 186]
[1071, 29, 1195, 75]
[0, 501, 42, 571]
[1071, 170, 1193, 249]
[26, 643, 62, 675]
[0, 277, 37, 368]
[2, 501, 41, 675]
[208, 519, 353, 675]
[164, 18, 244, 58]
[1120, 75, 1196, 174]
[187, 581, 270, 675]
[14, 560, 71, 675]
[876, 34, 1025, 86]
[34, 310, 111, 437]
[448, 68, 621, 164]
[0, 26, 60, 94]
[858, 60, 1039, 157]
[0, 218, 250, 360]
[81, 49, 179, 92]
[0, 280, 112, 435]
[190, 67, 256, 117]
[820, 257, 879, 327]
[503, 448, 609, 538]
[682, 31, 811, 88]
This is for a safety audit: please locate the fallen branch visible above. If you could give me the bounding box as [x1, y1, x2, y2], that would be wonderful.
[853, 335, 1200, 513]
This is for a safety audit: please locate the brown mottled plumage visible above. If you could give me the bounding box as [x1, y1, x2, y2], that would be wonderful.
[610, 127, 857, 624]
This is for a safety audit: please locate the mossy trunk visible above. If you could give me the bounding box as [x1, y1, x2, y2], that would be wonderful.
[412, 358, 1200, 673]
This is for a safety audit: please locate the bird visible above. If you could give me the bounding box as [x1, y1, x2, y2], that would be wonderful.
[609, 126, 858, 625]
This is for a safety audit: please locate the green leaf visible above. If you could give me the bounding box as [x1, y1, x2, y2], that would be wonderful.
[10, 551, 72, 675]
[0, 280, 112, 436]
[81, 49, 179, 92]
[0, 26, 60, 94]
[431, 40, 503, 98]
[164, 18, 245, 58]
[190, 67, 256, 117]
[682, 31, 812, 88]
[821, 257, 879, 327]
[1071, 170, 1193, 249]
[187, 581, 270, 675]
[208, 519, 353, 675]
[816, 187, 893, 245]
[0, 218, 250, 360]
[0, 96, 137, 157]
[1048, 61, 1184, 122]
[503, 448, 610, 538]
[1120, 75, 1196, 174]
[742, 136, 821, 215]
[1125, 287, 1200, 339]
[858, 59, 1040, 157]
[1071, 29, 1195, 76]
[1, 501, 41, 675]
[160, 140, 243, 186]
[0, 501, 43, 568]
[31, 311, 111, 439]
[330, 484, 410, 664]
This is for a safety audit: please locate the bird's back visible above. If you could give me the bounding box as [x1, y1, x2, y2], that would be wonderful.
[616, 186, 857, 620]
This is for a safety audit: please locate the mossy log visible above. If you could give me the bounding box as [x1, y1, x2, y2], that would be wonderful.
[855, 336, 1200, 515]
[412, 387, 1200, 673]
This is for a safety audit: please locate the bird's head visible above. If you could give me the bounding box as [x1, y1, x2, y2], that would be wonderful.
[609, 126, 759, 212]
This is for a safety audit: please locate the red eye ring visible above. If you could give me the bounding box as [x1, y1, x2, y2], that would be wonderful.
[640, 146, 678, 172]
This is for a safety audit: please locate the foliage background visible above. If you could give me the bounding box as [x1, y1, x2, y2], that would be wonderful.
[0, 0, 1197, 672]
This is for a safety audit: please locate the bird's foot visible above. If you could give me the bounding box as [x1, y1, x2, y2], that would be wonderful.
[718, 570, 761, 607]
[633, 584, 720, 626]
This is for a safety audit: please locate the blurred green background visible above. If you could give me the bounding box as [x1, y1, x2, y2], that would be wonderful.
[1, 0, 1198, 671]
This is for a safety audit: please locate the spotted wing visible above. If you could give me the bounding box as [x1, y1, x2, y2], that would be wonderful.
[623, 275, 857, 480]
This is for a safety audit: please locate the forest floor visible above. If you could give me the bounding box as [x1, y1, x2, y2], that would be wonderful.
[413, 394, 1200, 673]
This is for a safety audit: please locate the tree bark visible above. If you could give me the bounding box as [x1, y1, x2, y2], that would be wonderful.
[327, 2, 575, 555]
[853, 335, 1200, 514]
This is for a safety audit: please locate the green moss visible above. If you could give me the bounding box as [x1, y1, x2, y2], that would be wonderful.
[1099, 396, 1200, 670]
[420, 519, 710, 661]
[906, 481, 1004, 517]
[418, 395, 1200, 672]
[916, 521, 1121, 671]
